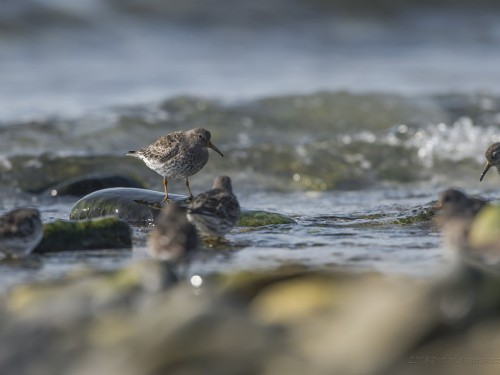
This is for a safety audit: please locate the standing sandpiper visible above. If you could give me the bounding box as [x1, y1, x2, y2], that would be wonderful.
[127, 128, 223, 200]
[149, 204, 199, 263]
[187, 175, 240, 239]
[480, 142, 500, 181]
[0, 207, 43, 258]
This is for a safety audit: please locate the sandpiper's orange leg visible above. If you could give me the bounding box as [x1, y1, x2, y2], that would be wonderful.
[162, 176, 169, 202]
[185, 178, 194, 199]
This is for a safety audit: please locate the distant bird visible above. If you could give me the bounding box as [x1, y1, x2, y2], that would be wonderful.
[434, 188, 488, 254]
[480, 142, 500, 181]
[187, 175, 240, 239]
[0, 208, 43, 258]
[127, 128, 223, 200]
[148, 204, 199, 263]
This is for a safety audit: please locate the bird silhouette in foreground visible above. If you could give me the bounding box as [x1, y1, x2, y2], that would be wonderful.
[148, 204, 199, 264]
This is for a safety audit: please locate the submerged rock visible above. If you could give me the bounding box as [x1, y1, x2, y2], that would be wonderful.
[47, 174, 145, 197]
[70, 188, 295, 226]
[35, 217, 132, 253]
[392, 206, 436, 225]
[239, 210, 295, 226]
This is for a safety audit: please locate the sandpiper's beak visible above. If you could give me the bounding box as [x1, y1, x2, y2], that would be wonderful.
[208, 141, 224, 157]
[480, 161, 492, 182]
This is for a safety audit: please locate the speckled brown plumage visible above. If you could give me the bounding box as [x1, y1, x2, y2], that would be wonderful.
[187, 176, 240, 239]
[127, 127, 223, 200]
[0, 207, 43, 258]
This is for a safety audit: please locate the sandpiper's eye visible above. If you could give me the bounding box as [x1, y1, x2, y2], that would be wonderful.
[493, 151, 498, 159]
[198, 134, 204, 139]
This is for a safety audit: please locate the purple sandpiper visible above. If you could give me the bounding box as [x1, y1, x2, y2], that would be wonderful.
[187, 175, 240, 239]
[148, 204, 199, 263]
[480, 142, 500, 181]
[434, 188, 487, 254]
[127, 128, 223, 200]
[0, 207, 43, 258]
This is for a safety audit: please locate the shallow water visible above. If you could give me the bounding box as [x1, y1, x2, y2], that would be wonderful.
[0, 186, 459, 292]
[2, 2, 500, 290]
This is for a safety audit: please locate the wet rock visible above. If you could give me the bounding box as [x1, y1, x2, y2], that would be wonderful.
[70, 188, 295, 226]
[2, 154, 148, 194]
[70, 188, 189, 224]
[34, 217, 132, 253]
[46, 174, 145, 197]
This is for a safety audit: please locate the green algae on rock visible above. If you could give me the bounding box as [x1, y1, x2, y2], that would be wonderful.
[35, 217, 132, 253]
[392, 206, 436, 225]
[239, 210, 295, 227]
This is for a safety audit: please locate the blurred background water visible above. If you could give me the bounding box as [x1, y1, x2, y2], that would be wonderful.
[2, 0, 500, 120]
[1, 0, 500, 287]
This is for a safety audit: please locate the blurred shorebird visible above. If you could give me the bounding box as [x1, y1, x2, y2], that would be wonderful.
[0, 207, 43, 258]
[187, 176, 240, 239]
[148, 204, 199, 263]
[434, 188, 488, 256]
[480, 142, 500, 181]
[127, 128, 223, 201]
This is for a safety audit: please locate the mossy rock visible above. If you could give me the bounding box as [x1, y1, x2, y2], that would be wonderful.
[71, 188, 295, 227]
[239, 210, 295, 227]
[35, 217, 132, 253]
[392, 206, 436, 225]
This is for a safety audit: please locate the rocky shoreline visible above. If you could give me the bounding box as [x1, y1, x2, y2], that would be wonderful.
[1, 260, 499, 375]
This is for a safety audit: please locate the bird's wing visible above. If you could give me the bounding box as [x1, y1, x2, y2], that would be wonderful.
[142, 134, 182, 163]
[188, 192, 239, 219]
[188, 192, 219, 217]
[220, 195, 241, 222]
